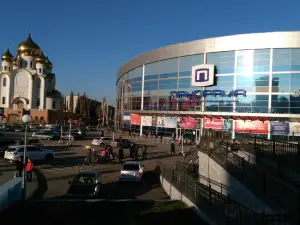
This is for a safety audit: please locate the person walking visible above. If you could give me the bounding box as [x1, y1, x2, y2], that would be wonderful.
[160, 135, 163, 143]
[142, 145, 148, 160]
[134, 145, 139, 161]
[118, 148, 124, 163]
[170, 141, 175, 155]
[15, 157, 23, 177]
[26, 159, 34, 182]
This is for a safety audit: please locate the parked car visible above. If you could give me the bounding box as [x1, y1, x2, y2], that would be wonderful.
[0, 140, 17, 157]
[92, 137, 112, 147]
[111, 138, 132, 149]
[61, 132, 81, 140]
[32, 130, 59, 140]
[15, 138, 44, 147]
[119, 161, 144, 183]
[67, 170, 102, 198]
[4, 145, 55, 162]
[86, 125, 97, 131]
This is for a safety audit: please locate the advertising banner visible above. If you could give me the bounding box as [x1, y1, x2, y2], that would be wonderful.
[123, 112, 131, 125]
[141, 116, 152, 126]
[130, 113, 141, 125]
[235, 120, 268, 134]
[289, 122, 300, 136]
[270, 122, 289, 135]
[204, 118, 223, 130]
[157, 117, 177, 128]
[178, 117, 199, 129]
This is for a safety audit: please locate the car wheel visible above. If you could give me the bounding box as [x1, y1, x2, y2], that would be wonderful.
[45, 154, 54, 162]
[100, 143, 104, 147]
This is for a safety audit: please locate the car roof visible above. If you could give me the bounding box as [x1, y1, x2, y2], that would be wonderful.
[8, 145, 39, 149]
[77, 170, 98, 176]
[123, 161, 140, 165]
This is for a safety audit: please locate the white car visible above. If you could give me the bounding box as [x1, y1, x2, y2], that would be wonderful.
[4, 145, 55, 162]
[92, 137, 112, 147]
[119, 161, 144, 183]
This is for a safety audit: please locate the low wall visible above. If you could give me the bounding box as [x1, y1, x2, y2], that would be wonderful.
[198, 151, 272, 211]
[160, 175, 217, 225]
[0, 178, 22, 213]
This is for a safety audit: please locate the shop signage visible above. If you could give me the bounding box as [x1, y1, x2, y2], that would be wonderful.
[235, 120, 268, 134]
[191, 64, 215, 87]
[170, 89, 246, 98]
[204, 118, 233, 131]
[143, 106, 175, 110]
[270, 122, 289, 135]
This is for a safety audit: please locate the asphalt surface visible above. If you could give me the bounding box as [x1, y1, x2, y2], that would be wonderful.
[0, 130, 190, 200]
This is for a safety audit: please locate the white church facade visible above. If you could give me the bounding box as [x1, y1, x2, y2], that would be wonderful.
[0, 34, 69, 123]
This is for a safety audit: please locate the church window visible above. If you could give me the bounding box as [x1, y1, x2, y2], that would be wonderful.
[8, 67, 10, 71]
[39, 68, 41, 73]
[20, 60, 23, 68]
[4, 66, 7, 71]
[52, 101, 56, 109]
[37, 98, 40, 107]
[2, 97, 6, 104]
[3, 78, 6, 87]
[30, 61, 33, 68]
[43, 69, 45, 74]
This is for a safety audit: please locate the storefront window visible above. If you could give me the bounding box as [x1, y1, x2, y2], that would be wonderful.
[159, 58, 178, 78]
[273, 48, 300, 72]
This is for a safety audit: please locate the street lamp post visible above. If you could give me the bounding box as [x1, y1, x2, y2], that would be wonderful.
[21, 114, 31, 200]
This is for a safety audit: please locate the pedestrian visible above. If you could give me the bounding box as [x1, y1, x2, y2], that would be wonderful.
[142, 145, 148, 160]
[16, 157, 23, 177]
[26, 159, 34, 182]
[172, 133, 176, 141]
[170, 141, 175, 155]
[118, 148, 124, 163]
[160, 135, 163, 143]
[134, 145, 139, 161]
[85, 146, 92, 165]
[91, 148, 96, 166]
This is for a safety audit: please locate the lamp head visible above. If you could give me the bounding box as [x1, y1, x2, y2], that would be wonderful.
[22, 114, 31, 123]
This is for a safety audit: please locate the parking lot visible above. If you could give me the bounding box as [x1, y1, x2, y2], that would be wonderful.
[0, 130, 188, 200]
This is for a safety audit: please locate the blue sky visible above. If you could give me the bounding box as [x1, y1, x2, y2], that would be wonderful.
[1, 0, 300, 105]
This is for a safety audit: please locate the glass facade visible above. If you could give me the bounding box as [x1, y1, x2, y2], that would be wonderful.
[117, 48, 300, 115]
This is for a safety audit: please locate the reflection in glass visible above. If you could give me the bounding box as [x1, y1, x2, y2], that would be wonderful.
[179, 54, 204, 77]
[207, 51, 235, 74]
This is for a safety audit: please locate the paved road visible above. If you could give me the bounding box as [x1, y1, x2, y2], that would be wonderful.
[0, 131, 189, 200]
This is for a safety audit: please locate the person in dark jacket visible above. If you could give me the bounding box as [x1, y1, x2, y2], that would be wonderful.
[160, 135, 163, 143]
[134, 145, 139, 160]
[170, 141, 175, 155]
[118, 148, 124, 163]
[142, 145, 148, 160]
[16, 157, 23, 177]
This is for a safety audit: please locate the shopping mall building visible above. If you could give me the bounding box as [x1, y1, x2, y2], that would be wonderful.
[116, 31, 300, 142]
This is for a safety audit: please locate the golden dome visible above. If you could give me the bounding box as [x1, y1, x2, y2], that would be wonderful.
[36, 51, 47, 64]
[1, 48, 13, 61]
[17, 33, 41, 56]
[46, 56, 53, 68]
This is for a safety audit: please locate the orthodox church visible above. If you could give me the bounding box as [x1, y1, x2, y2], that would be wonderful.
[0, 34, 67, 123]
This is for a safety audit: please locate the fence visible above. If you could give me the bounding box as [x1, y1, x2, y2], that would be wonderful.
[199, 135, 297, 225]
[0, 178, 22, 213]
[157, 162, 289, 225]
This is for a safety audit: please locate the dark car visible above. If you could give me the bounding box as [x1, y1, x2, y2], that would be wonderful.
[67, 171, 102, 198]
[0, 140, 17, 157]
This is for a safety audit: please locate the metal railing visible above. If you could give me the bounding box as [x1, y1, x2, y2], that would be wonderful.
[157, 162, 289, 225]
[199, 134, 298, 225]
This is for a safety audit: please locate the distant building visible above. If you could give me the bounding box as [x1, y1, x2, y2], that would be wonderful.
[0, 33, 72, 124]
[65, 95, 115, 123]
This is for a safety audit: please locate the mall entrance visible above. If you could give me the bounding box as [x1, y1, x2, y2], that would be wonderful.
[176, 128, 201, 145]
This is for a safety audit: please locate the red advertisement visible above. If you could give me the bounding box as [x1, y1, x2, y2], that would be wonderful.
[130, 113, 141, 125]
[235, 120, 268, 134]
[204, 118, 223, 130]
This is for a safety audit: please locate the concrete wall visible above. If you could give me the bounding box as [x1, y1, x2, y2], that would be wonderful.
[0, 178, 22, 213]
[198, 151, 272, 211]
[160, 175, 217, 225]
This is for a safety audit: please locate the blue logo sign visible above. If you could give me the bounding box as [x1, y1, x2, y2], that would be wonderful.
[170, 89, 246, 98]
[192, 64, 215, 87]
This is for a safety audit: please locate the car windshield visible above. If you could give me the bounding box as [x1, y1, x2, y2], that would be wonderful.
[123, 164, 139, 171]
[73, 175, 95, 185]
[6, 147, 17, 152]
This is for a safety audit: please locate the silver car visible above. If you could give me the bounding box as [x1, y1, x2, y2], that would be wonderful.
[119, 161, 144, 183]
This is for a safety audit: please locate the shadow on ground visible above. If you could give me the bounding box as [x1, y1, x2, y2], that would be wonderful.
[28, 168, 48, 200]
[0, 200, 207, 225]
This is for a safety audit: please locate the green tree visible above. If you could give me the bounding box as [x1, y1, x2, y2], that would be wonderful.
[69, 91, 74, 112]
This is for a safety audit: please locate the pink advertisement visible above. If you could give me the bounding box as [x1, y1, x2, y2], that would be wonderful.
[178, 117, 199, 129]
[204, 118, 223, 130]
[235, 120, 268, 134]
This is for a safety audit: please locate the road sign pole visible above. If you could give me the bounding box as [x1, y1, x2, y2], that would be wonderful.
[58, 124, 64, 144]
